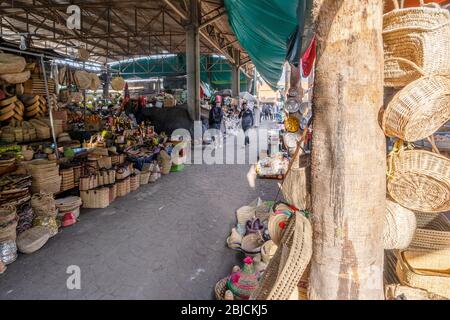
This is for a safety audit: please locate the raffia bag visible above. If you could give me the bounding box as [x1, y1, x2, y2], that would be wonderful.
[0, 205, 17, 225]
[382, 58, 450, 142]
[80, 188, 109, 209]
[383, 199, 417, 249]
[387, 147, 450, 213]
[250, 212, 312, 300]
[383, 0, 450, 87]
[31, 193, 56, 217]
[117, 178, 130, 197]
[281, 154, 311, 210]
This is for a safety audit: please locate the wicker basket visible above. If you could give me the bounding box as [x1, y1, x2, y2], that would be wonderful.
[261, 240, 278, 264]
[382, 58, 450, 142]
[130, 174, 140, 191]
[250, 212, 312, 300]
[79, 174, 98, 191]
[108, 184, 117, 203]
[383, 0, 450, 87]
[117, 178, 130, 197]
[396, 251, 450, 298]
[111, 154, 125, 166]
[383, 199, 417, 249]
[97, 156, 112, 169]
[116, 165, 131, 180]
[0, 219, 18, 242]
[387, 149, 450, 213]
[140, 171, 151, 185]
[414, 211, 450, 231]
[385, 284, 448, 300]
[16, 226, 50, 254]
[80, 188, 110, 209]
[31, 192, 56, 217]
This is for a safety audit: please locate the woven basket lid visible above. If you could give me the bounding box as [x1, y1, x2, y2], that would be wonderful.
[0, 53, 26, 74]
[111, 77, 125, 91]
[0, 70, 30, 84]
[74, 70, 91, 90]
[89, 73, 101, 90]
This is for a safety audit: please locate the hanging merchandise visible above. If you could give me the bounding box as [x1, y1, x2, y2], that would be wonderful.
[285, 97, 300, 113]
[111, 76, 125, 91]
[0, 70, 31, 84]
[0, 53, 26, 74]
[301, 35, 316, 77]
[74, 70, 91, 90]
[387, 146, 450, 213]
[383, 0, 450, 87]
[383, 199, 417, 250]
[89, 73, 101, 91]
[284, 116, 300, 133]
[77, 47, 90, 61]
[382, 59, 450, 142]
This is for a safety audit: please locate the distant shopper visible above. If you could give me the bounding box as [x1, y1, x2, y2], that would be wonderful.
[239, 102, 254, 146]
[209, 101, 224, 148]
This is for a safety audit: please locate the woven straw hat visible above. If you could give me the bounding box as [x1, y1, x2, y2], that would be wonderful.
[111, 76, 125, 91]
[383, 199, 417, 249]
[0, 53, 26, 74]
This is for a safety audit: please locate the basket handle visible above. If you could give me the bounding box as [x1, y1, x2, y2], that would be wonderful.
[427, 135, 441, 155]
[391, 0, 400, 9]
[384, 57, 426, 76]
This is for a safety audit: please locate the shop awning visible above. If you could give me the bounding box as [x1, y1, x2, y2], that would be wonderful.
[224, 0, 314, 89]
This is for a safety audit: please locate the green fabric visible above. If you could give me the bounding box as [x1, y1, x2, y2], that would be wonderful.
[110, 54, 247, 91]
[224, 0, 299, 89]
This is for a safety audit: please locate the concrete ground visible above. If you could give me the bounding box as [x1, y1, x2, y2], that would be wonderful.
[0, 133, 279, 299]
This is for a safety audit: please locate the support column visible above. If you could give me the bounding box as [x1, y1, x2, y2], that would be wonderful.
[186, 0, 201, 121]
[309, 0, 385, 300]
[231, 48, 240, 97]
[103, 64, 110, 99]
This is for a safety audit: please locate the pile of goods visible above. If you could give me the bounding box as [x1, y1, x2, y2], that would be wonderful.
[55, 196, 82, 227]
[381, 0, 450, 300]
[0, 96, 24, 122]
[255, 152, 289, 179]
[0, 205, 18, 266]
[24, 160, 61, 194]
[216, 199, 313, 300]
[0, 173, 32, 206]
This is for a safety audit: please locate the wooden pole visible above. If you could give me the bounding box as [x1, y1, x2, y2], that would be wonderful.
[309, 0, 386, 299]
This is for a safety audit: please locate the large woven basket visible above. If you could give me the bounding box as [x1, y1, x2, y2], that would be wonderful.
[396, 251, 450, 298]
[387, 149, 450, 213]
[130, 174, 140, 191]
[80, 188, 110, 209]
[0, 205, 16, 225]
[414, 211, 450, 231]
[383, 199, 417, 249]
[383, 0, 450, 87]
[117, 178, 130, 197]
[382, 58, 450, 142]
[140, 171, 151, 185]
[16, 226, 50, 254]
[385, 284, 447, 300]
[250, 212, 312, 300]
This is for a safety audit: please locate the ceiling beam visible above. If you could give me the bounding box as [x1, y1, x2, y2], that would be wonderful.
[199, 11, 226, 29]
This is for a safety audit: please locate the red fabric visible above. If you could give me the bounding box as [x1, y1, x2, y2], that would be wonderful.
[301, 36, 317, 77]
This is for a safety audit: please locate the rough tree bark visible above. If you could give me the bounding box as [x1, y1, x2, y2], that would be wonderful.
[309, 0, 386, 299]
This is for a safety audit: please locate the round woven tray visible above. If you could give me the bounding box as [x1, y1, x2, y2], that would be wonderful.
[383, 200, 416, 250]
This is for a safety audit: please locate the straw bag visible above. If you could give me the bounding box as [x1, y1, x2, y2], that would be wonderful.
[79, 174, 98, 191]
[31, 193, 56, 217]
[80, 188, 110, 209]
[387, 147, 450, 213]
[0, 219, 18, 242]
[383, 199, 417, 249]
[97, 156, 112, 169]
[382, 58, 450, 142]
[268, 203, 295, 246]
[130, 173, 140, 191]
[383, 0, 450, 87]
[0, 205, 16, 225]
[281, 154, 311, 210]
[140, 171, 150, 185]
[116, 165, 131, 180]
[117, 178, 130, 197]
[16, 226, 50, 254]
[241, 233, 264, 256]
[108, 184, 117, 203]
[158, 150, 172, 175]
[236, 205, 256, 225]
[250, 212, 312, 300]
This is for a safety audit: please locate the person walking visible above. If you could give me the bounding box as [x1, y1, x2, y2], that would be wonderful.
[239, 102, 254, 146]
[209, 98, 224, 148]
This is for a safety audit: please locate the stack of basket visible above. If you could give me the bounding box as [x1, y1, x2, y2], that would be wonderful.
[26, 160, 61, 194]
[26, 73, 56, 95]
[0, 96, 24, 122]
[28, 119, 51, 140]
[1, 120, 37, 143]
[382, 0, 450, 300]
[130, 169, 140, 192]
[0, 205, 18, 265]
[20, 95, 48, 119]
[0, 173, 32, 206]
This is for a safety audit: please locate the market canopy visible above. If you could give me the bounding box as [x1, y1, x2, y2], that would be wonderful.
[224, 0, 314, 89]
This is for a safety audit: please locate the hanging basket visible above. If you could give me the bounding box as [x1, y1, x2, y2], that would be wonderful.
[0, 70, 31, 84]
[0, 53, 26, 74]
[250, 212, 312, 300]
[382, 58, 450, 142]
[74, 70, 91, 90]
[111, 77, 125, 91]
[387, 149, 450, 213]
[383, 199, 417, 250]
[383, 0, 450, 87]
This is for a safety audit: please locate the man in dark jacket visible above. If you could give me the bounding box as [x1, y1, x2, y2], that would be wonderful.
[209, 101, 224, 147]
[239, 102, 254, 146]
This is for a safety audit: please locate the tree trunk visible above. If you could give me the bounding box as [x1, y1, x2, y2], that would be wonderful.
[309, 0, 386, 299]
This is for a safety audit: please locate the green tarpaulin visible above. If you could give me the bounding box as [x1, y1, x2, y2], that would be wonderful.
[224, 0, 313, 89]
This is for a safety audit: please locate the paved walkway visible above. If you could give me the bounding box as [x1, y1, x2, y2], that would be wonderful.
[0, 161, 278, 299]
